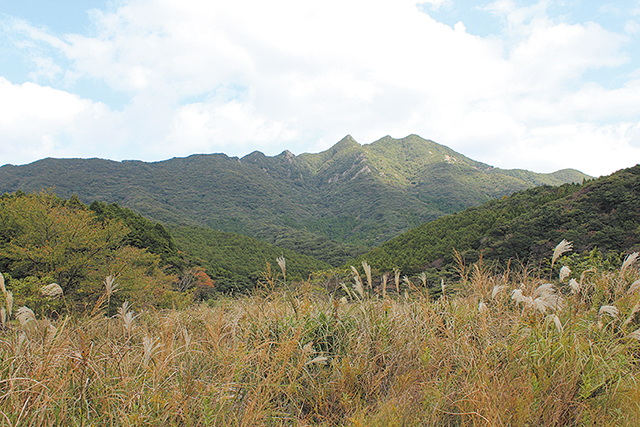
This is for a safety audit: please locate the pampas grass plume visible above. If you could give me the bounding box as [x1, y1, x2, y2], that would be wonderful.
[276, 256, 286, 281]
[351, 266, 364, 299]
[306, 355, 328, 365]
[569, 278, 581, 294]
[599, 305, 619, 318]
[104, 276, 118, 297]
[492, 285, 507, 299]
[552, 239, 573, 267]
[142, 335, 160, 365]
[5, 291, 13, 317]
[628, 329, 640, 341]
[478, 301, 488, 314]
[621, 252, 639, 275]
[547, 314, 563, 333]
[16, 306, 36, 326]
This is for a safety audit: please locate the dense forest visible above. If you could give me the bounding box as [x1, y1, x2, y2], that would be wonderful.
[358, 164, 640, 283]
[0, 191, 328, 314]
[0, 164, 637, 308]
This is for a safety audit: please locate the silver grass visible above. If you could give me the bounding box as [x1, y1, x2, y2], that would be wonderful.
[628, 329, 640, 341]
[46, 323, 58, 343]
[559, 266, 571, 282]
[340, 282, 353, 300]
[276, 256, 286, 280]
[402, 275, 412, 290]
[478, 301, 488, 314]
[552, 239, 573, 267]
[381, 273, 388, 299]
[306, 355, 328, 365]
[117, 301, 136, 337]
[533, 284, 564, 311]
[623, 303, 640, 328]
[547, 314, 564, 333]
[599, 305, 619, 318]
[302, 342, 313, 354]
[492, 285, 507, 299]
[534, 284, 556, 299]
[419, 272, 427, 287]
[541, 294, 564, 311]
[621, 252, 639, 275]
[16, 306, 36, 326]
[362, 261, 372, 289]
[569, 278, 581, 294]
[511, 289, 529, 305]
[351, 267, 364, 299]
[0, 307, 5, 329]
[5, 291, 12, 317]
[533, 298, 549, 314]
[16, 332, 27, 356]
[104, 276, 118, 297]
[182, 328, 191, 348]
[628, 279, 640, 295]
[142, 335, 160, 365]
[0, 272, 5, 295]
[339, 296, 348, 304]
[41, 283, 64, 298]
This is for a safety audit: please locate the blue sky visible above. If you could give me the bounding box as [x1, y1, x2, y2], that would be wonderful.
[1, 0, 639, 176]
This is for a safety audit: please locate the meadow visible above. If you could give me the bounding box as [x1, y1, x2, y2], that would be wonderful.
[1, 243, 639, 426]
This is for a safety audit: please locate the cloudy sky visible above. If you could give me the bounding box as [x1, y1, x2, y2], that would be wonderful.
[1, 0, 639, 176]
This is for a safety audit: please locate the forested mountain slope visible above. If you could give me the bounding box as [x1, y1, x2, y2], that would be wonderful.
[359, 164, 640, 278]
[0, 135, 589, 264]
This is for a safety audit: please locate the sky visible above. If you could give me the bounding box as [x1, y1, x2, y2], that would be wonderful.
[1, 0, 639, 176]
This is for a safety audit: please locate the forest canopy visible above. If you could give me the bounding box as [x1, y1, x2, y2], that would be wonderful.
[0, 191, 188, 314]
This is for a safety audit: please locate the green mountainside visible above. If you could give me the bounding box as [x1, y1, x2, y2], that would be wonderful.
[169, 226, 330, 294]
[0, 135, 589, 265]
[358, 164, 640, 281]
[0, 193, 329, 300]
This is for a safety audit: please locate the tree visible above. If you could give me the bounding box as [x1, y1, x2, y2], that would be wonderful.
[0, 191, 178, 313]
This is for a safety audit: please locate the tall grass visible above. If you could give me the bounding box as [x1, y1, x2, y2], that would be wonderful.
[0, 249, 639, 426]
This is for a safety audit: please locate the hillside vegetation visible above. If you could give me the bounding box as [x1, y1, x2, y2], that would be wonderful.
[359, 164, 640, 281]
[0, 135, 589, 263]
[1, 243, 639, 425]
[0, 192, 328, 310]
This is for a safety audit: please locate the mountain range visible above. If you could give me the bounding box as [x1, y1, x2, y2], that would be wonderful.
[0, 135, 589, 267]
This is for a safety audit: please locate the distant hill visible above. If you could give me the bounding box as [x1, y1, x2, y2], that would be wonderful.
[0, 135, 590, 265]
[358, 164, 640, 280]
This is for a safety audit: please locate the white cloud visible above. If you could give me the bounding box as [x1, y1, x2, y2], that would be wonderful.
[1, 0, 639, 176]
[0, 77, 123, 163]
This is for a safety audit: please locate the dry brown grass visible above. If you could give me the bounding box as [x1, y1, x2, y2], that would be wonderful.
[0, 254, 639, 426]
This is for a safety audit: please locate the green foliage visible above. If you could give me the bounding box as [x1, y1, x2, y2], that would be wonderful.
[89, 200, 186, 272]
[0, 191, 177, 313]
[359, 165, 640, 282]
[0, 135, 590, 259]
[169, 225, 331, 294]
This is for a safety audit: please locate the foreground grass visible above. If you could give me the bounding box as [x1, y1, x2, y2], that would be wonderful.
[1, 258, 640, 426]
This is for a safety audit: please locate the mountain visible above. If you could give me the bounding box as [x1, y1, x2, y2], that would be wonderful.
[0, 135, 589, 265]
[358, 164, 640, 280]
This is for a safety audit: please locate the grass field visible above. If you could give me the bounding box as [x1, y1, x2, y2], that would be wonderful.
[1, 249, 639, 426]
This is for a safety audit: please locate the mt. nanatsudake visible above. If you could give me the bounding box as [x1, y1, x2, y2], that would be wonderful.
[0, 135, 589, 265]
